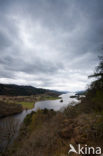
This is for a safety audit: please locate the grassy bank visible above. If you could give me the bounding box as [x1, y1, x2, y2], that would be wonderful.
[3, 86, 103, 156]
[19, 102, 35, 109]
[2, 58, 103, 156]
[0, 94, 60, 116]
[18, 96, 60, 109]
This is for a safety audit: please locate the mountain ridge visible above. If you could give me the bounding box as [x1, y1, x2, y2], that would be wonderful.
[0, 83, 61, 96]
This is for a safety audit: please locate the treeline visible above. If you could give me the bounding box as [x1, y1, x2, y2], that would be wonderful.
[2, 56, 103, 156]
[86, 56, 103, 112]
[0, 84, 60, 96]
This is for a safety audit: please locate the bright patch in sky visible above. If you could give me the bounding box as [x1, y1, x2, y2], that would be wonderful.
[0, 0, 103, 91]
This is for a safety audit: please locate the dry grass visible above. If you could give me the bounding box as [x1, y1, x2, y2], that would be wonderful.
[3, 87, 103, 156]
[0, 94, 60, 110]
[5, 105, 103, 156]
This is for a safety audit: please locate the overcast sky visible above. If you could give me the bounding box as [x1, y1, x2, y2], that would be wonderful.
[0, 0, 103, 91]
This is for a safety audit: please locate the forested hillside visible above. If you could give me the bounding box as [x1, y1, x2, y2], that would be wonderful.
[0, 84, 60, 96]
[3, 57, 103, 156]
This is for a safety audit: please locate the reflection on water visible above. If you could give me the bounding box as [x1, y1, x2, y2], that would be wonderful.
[14, 92, 79, 122]
[0, 92, 79, 151]
[34, 92, 79, 111]
[1, 93, 79, 124]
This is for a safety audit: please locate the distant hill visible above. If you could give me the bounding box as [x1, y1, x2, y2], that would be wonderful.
[75, 90, 86, 95]
[0, 84, 61, 96]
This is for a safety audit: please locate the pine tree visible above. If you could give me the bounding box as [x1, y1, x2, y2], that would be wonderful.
[89, 56, 103, 89]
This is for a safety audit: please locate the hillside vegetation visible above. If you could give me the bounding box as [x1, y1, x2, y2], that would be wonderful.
[0, 101, 23, 118]
[0, 84, 60, 96]
[0, 93, 60, 118]
[0, 86, 61, 117]
[3, 57, 103, 156]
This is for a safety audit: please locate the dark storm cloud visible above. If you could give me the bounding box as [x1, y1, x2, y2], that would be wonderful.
[0, 0, 103, 91]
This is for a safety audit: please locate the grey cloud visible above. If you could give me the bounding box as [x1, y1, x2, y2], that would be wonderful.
[0, 0, 103, 91]
[0, 32, 12, 50]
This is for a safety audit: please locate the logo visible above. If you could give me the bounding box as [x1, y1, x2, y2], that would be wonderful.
[68, 144, 101, 155]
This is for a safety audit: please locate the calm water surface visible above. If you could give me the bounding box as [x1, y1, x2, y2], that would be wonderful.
[0, 93, 79, 151]
[14, 92, 79, 122]
[0, 93, 79, 124]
